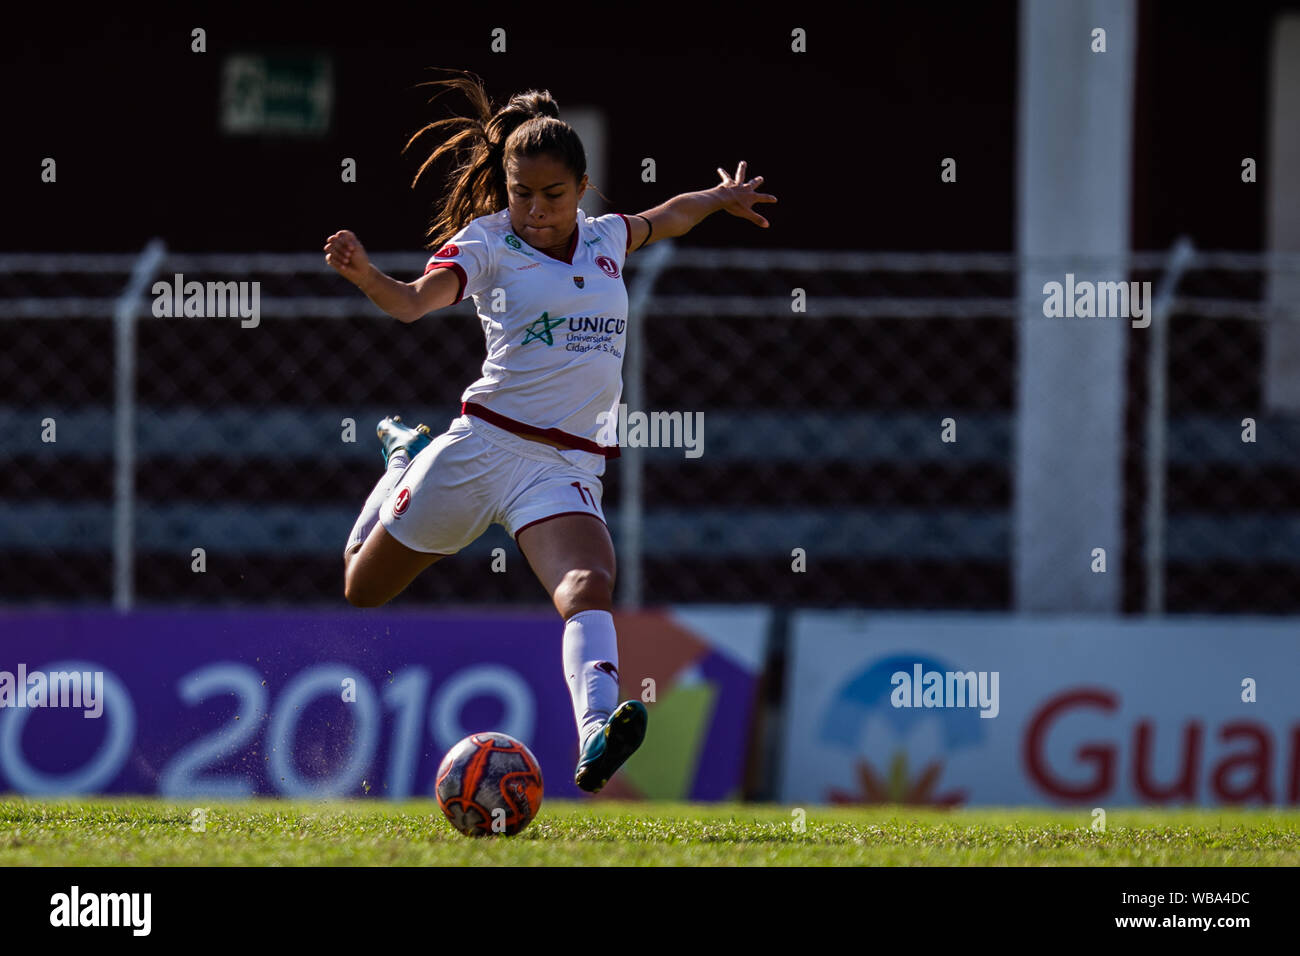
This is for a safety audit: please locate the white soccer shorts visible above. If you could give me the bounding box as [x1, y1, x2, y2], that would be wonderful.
[378, 414, 607, 555]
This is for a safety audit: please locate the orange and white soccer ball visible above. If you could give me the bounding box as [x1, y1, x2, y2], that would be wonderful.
[435, 732, 544, 837]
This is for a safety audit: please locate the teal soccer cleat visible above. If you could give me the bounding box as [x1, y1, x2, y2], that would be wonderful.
[574, 700, 648, 794]
[377, 415, 433, 466]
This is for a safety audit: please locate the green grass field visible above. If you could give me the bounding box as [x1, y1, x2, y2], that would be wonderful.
[3, 798, 1299, 865]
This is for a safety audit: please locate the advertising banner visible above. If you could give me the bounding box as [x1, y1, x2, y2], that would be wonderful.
[781, 613, 1300, 806]
[0, 607, 766, 801]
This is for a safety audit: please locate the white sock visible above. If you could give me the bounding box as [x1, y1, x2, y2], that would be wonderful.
[563, 609, 621, 747]
[344, 452, 409, 556]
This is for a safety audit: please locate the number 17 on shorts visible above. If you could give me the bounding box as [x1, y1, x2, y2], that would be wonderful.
[571, 481, 597, 509]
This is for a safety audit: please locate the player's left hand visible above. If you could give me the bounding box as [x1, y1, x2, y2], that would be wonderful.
[714, 161, 778, 228]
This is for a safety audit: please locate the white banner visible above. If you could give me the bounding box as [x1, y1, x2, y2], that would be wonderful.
[780, 613, 1300, 806]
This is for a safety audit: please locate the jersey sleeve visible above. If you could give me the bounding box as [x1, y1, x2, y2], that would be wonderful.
[594, 212, 633, 270]
[423, 219, 496, 302]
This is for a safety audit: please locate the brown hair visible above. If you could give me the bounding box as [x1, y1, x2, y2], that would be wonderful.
[404, 70, 595, 250]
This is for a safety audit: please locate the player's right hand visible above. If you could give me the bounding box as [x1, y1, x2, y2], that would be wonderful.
[324, 230, 372, 285]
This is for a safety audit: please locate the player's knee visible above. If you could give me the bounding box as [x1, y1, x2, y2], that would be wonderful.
[343, 566, 388, 608]
[558, 567, 614, 613]
[344, 582, 384, 608]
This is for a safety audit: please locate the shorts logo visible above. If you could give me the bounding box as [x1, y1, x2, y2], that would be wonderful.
[434, 244, 459, 259]
[393, 487, 411, 517]
[595, 255, 619, 279]
[573, 276, 585, 289]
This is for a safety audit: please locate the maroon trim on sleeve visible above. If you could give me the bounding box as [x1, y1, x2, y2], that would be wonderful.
[461, 401, 621, 458]
[423, 260, 468, 302]
[616, 213, 632, 254]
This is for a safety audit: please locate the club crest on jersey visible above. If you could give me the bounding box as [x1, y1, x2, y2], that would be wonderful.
[595, 255, 620, 279]
[573, 276, 585, 289]
[434, 244, 458, 259]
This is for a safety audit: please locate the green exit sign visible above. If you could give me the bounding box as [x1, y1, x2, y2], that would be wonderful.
[220, 53, 333, 135]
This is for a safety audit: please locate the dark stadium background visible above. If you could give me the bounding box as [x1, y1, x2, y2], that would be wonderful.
[2, 2, 1297, 611]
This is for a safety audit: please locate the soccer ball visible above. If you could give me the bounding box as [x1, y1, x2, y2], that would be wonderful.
[435, 732, 544, 837]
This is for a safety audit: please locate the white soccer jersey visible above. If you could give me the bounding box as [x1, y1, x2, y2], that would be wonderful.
[422, 207, 632, 476]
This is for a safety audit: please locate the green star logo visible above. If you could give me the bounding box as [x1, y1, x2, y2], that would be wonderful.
[522, 311, 566, 346]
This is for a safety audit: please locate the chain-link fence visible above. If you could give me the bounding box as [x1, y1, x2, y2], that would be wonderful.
[1, 245, 1297, 612]
[1132, 249, 1300, 613]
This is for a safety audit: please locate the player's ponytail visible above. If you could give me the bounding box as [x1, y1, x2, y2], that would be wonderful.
[405, 70, 588, 250]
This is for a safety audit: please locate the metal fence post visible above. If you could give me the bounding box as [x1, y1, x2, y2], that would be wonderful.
[1144, 235, 1195, 614]
[618, 239, 674, 609]
[113, 238, 167, 611]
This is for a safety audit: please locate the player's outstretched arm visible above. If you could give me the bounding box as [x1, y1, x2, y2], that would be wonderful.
[626, 160, 777, 251]
[324, 229, 459, 323]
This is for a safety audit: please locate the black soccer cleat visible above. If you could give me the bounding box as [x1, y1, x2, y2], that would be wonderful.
[574, 700, 648, 794]
[377, 415, 433, 466]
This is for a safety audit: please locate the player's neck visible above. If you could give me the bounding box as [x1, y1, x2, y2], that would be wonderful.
[532, 225, 576, 263]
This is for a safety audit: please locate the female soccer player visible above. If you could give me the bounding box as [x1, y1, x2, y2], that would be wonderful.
[323, 72, 776, 793]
